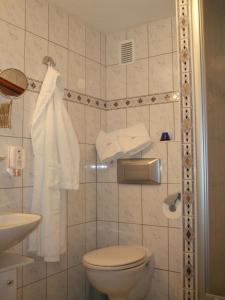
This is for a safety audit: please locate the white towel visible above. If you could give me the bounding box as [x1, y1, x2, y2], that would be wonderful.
[96, 130, 123, 162]
[118, 123, 151, 155]
[28, 66, 80, 262]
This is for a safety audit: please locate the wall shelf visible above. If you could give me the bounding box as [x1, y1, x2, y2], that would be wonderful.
[0, 252, 34, 273]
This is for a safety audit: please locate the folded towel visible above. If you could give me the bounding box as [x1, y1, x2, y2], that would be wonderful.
[117, 123, 151, 155]
[96, 130, 123, 162]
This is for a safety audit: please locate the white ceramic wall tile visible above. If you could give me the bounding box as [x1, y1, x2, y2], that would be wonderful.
[22, 139, 34, 187]
[0, 20, 25, 70]
[97, 221, 118, 248]
[106, 64, 126, 100]
[68, 224, 85, 267]
[85, 183, 97, 222]
[97, 183, 118, 222]
[149, 18, 172, 56]
[107, 109, 126, 131]
[23, 92, 37, 138]
[100, 33, 106, 65]
[68, 102, 85, 143]
[85, 145, 97, 182]
[0, 137, 22, 188]
[17, 267, 23, 288]
[68, 265, 85, 300]
[119, 184, 142, 224]
[79, 144, 85, 184]
[49, 4, 68, 47]
[0, 0, 25, 29]
[127, 106, 150, 132]
[86, 59, 101, 98]
[127, 24, 148, 59]
[68, 51, 85, 93]
[69, 16, 85, 56]
[168, 142, 182, 183]
[100, 65, 106, 99]
[47, 271, 67, 300]
[47, 251, 67, 276]
[0, 188, 22, 212]
[23, 257, 46, 285]
[26, 0, 48, 39]
[0, 98, 23, 138]
[172, 17, 178, 52]
[48, 42, 68, 88]
[119, 223, 142, 246]
[23, 279, 46, 300]
[150, 103, 174, 141]
[169, 272, 182, 300]
[174, 101, 181, 141]
[142, 184, 168, 226]
[143, 225, 168, 269]
[86, 222, 97, 251]
[17, 288, 23, 300]
[85, 106, 101, 144]
[86, 27, 101, 63]
[97, 159, 117, 183]
[142, 142, 168, 183]
[173, 52, 179, 91]
[168, 184, 182, 228]
[169, 228, 182, 272]
[25, 32, 48, 81]
[106, 31, 126, 65]
[68, 184, 85, 226]
[127, 59, 148, 97]
[148, 269, 169, 300]
[149, 53, 173, 94]
[100, 109, 107, 131]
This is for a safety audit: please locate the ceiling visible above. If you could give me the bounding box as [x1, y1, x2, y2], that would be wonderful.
[50, 0, 176, 32]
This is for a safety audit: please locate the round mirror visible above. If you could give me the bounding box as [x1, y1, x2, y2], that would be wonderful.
[0, 68, 28, 97]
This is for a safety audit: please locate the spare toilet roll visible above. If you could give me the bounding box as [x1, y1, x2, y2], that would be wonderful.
[162, 200, 182, 219]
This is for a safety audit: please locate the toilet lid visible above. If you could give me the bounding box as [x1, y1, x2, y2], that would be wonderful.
[83, 246, 147, 268]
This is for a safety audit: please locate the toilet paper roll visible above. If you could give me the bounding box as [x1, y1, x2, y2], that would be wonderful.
[162, 201, 181, 219]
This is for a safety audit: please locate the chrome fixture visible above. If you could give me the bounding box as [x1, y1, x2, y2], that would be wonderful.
[164, 193, 181, 212]
[117, 158, 161, 184]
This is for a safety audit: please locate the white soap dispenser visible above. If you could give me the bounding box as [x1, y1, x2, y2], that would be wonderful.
[6, 146, 25, 177]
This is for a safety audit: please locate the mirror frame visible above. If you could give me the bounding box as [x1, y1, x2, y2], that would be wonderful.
[0, 68, 28, 98]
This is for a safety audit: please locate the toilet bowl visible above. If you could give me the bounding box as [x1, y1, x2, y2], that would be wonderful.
[83, 245, 153, 300]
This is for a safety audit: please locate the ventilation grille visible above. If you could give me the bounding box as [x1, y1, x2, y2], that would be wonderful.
[120, 40, 135, 65]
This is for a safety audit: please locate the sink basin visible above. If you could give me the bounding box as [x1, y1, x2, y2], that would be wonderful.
[0, 213, 42, 252]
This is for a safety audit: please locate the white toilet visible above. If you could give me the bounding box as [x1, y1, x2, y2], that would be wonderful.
[83, 245, 153, 300]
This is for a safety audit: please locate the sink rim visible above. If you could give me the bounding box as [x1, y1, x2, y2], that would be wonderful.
[0, 213, 42, 229]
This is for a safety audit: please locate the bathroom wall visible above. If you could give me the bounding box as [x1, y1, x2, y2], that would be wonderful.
[0, 0, 105, 299]
[0, 1, 182, 300]
[97, 17, 183, 299]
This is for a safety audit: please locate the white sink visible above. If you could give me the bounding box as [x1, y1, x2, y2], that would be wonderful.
[0, 213, 42, 252]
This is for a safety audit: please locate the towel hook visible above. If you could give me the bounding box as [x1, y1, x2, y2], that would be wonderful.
[42, 56, 56, 67]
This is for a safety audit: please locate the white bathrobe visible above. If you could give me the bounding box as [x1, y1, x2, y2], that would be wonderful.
[28, 66, 80, 262]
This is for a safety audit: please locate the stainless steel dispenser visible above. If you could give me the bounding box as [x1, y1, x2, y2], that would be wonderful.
[117, 158, 161, 184]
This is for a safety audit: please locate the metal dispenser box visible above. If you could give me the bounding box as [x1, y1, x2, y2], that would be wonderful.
[117, 158, 161, 185]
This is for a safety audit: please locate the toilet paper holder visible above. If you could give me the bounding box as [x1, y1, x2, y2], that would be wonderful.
[164, 193, 181, 212]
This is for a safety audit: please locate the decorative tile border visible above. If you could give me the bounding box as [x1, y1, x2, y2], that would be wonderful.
[104, 92, 180, 110]
[27, 78, 106, 109]
[28, 78, 180, 110]
[177, 0, 196, 299]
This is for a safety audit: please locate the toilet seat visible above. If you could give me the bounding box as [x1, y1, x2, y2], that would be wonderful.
[83, 246, 151, 271]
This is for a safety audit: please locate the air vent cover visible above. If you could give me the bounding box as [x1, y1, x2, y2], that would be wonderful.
[120, 40, 135, 65]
